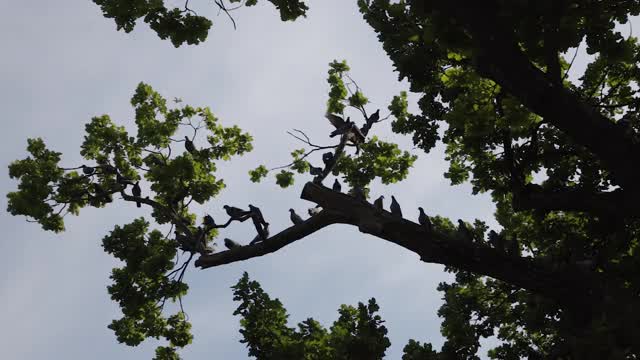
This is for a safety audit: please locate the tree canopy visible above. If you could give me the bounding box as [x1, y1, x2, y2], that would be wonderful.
[8, 0, 640, 359]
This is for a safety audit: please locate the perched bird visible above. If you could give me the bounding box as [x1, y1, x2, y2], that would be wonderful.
[184, 136, 196, 154]
[390, 196, 402, 218]
[326, 113, 365, 143]
[308, 206, 322, 216]
[100, 164, 117, 175]
[250, 223, 270, 244]
[175, 230, 194, 252]
[418, 207, 432, 231]
[289, 209, 304, 225]
[224, 205, 250, 220]
[224, 238, 241, 250]
[351, 186, 366, 201]
[132, 181, 142, 207]
[487, 230, 504, 250]
[249, 204, 268, 239]
[373, 195, 384, 210]
[309, 165, 324, 176]
[361, 109, 381, 136]
[333, 179, 342, 192]
[81, 165, 95, 176]
[203, 214, 216, 228]
[248, 205, 266, 225]
[322, 152, 334, 166]
[457, 220, 474, 242]
[116, 172, 133, 187]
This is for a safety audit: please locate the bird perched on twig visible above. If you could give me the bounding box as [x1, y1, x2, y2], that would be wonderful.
[203, 214, 216, 228]
[457, 220, 474, 242]
[361, 109, 380, 136]
[224, 205, 251, 220]
[308, 206, 322, 216]
[249, 204, 269, 239]
[373, 195, 384, 210]
[132, 181, 142, 207]
[333, 179, 342, 192]
[326, 113, 365, 144]
[390, 196, 402, 218]
[81, 165, 95, 176]
[418, 207, 432, 232]
[184, 136, 196, 154]
[289, 209, 304, 225]
[224, 238, 241, 250]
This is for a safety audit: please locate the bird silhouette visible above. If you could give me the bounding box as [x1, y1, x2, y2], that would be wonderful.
[203, 214, 216, 228]
[224, 205, 250, 220]
[132, 181, 142, 207]
[488, 230, 504, 250]
[351, 186, 366, 200]
[309, 165, 324, 176]
[390, 196, 402, 218]
[457, 220, 474, 242]
[373, 195, 384, 210]
[81, 165, 94, 176]
[184, 136, 196, 154]
[418, 207, 432, 231]
[224, 238, 241, 250]
[333, 179, 342, 192]
[289, 209, 304, 225]
[326, 113, 365, 143]
[322, 152, 334, 166]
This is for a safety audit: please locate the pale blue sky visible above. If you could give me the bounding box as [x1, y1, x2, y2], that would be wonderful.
[1, 1, 628, 359]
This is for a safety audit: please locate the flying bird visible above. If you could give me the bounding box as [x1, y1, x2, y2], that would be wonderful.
[289, 208, 304, 225]
[81, 165, 94, 176]
[390, 196, 402, 218]
[224, 205, 250, 220]
[224, 238, 241, 250]
[184, 136, 196, 154]
[333, 179, 342, 192]
[418, 207, 432, 231]
[132, 181, 142, 207]
[373, 195, 384, 210]
[326, 113, 365, 143]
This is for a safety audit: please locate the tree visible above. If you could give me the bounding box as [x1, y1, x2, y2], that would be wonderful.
[7, 0, 640, 358]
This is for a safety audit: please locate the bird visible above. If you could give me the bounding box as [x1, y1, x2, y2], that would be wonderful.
[116, 172, 134, 187]
[457, 220, 473, 242]
[184, 136, 196, 154]
[322, 152, 334, 166]
[81, 165, 94, 176]
[333, 179, 342, 192]
[289, 209, 304, 225]
[250, 223, 270, 244]
[390, 196, 402, 218]
[351, 186, 366, 200]
[361, 109, 381, 136]
[418, 207, 432, 231]
[203, 214, 216, 228]
[224, 238, 241, 250]
[224, 205, 250, 220]
[487, 230, 503, 250]
[326, 113, 365, 143]
[373, 195, 384, 210]
[249, 204, 268, 239]
[248, 205, 266, 224]
[309, 165, 324, 176]
[100, 164, 117, 175]
[132, 181, 142, 207]
[308, 206, 322, 216]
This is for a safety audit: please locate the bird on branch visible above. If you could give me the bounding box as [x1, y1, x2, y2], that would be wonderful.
[224, 205, 251, 220]
[116, 172, 134, 188]
[184, 136, 196, 154]
[487, 230, 504, 251]
[418, 207, 432, 232]
[289, 208, 304, 225]
[203, 214, 216, 228]
[308, 206, 322, 216]
[326, 113, 365, 144]
[132, 181, 142, 207]
[309, 165, 324, 176]
[249, 204, 269, 239]
[333, 179, 342, 192]
[224, 238, 241, 250]
[81, 165, 95, 176]
[250, 223, 270, 244]
[361, 109, 380, 136]
[373, 195, 384, 211]
[322, 152, 334, 166]
[350, 186, 366, 201]
[390, 196, 402, 218]
[457, 220, 474, 242]
[99, 164, 117, 175]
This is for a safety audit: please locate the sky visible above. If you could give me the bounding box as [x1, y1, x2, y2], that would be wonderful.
[1, 1, 631, 359]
